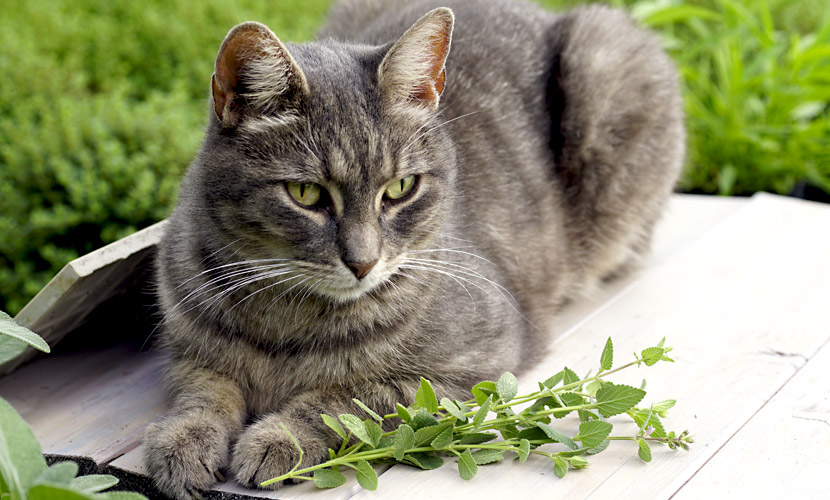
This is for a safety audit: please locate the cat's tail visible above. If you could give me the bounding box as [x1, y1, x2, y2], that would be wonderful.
[547, 5, 685, 291]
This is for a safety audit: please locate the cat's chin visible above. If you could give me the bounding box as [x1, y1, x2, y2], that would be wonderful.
[313, 274, 388, 304]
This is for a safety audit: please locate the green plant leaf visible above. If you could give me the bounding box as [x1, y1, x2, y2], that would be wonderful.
[100, 493, 149, 500]
[440, 398, 467, 421]
[363, 419, 383, 448]
[430, 425, 454, 449]
[578, 421, 613, 449]
[0, 336, 29, 367]
[568, 456, 590, 469]
[404, 453, 444, 470]
[600, 337, 614, 371]
[551, 392, 585, 419]
[414, 422, 452, 447]
[34, 461, 78, 485]
[321, 414, 347, 440]
[354, 460, 378, 491]
[638, 438, 652, 462]
[409, 409, 438, 431]
[71, 474, 119, 494]
[471, 380, 497, 405]
[459, 432, 497, 445]
[640, 347, 664, 366]
[393, 424, 415, 461]
[563, 367, 580, 386]
[553, 456, 568, 478]
[586, 440, 610, 455]
[471, 449, 504, 465]
[497, 372, 519, 402]
[26, 484, 95, 500]
[543, 371, 564, 388]
[535, 422, 578, 450]
[352, 399, 383, 423]
[0, 311, 50, 354]
[312, 468, 347, 489]
[415, 377, 439, 413]
[338, 414, 373, 446]
[0, 397, 47, 493]
[596, 384, 646, 417]
[472, 395, 493, 431]
[457, 449, 478, 480]
[517, 438, 530, 463]
[396, 403, 412, 423]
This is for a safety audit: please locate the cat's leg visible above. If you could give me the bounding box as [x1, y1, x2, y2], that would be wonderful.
[143, 366, 246, 500]
[547, 6, 685, 290]
[230, 380, 422, 489]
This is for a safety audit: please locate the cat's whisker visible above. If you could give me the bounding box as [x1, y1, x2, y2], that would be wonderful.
[398, 264, 479, 310]
[409, 247, 500, 267]
[400, 110, 482, 154]
[178, 268, 299, 320]
[170, 263, 294, 314]
[405, 257, 521, 310]
[174, 258, 295, 290]
[229, 272, 309, 312]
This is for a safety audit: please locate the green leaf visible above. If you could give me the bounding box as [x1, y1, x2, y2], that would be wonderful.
[0, 311, 50, 355]
[0, 336, 29, 367]
[551, 393, 584, 419]
[377, 436, 393, 449]
[638, 439, 652, 462]
[596, 384, 646, 417]
[457, 449, 478, 480]
[34, 461, 78, 485]
[641, 347, 664, 366]
[535, 422, 578, 450]
[472, 395, 493, 431]
[459, 432, 497, 445]
[338, 414, 374, 446]
[414, 422, 452, 447]
[568, 456, 590, 469]
[517, 438, 530, 463]
[497, 372, 519, 402]
[415, 377, 439, 413]
[471, 381, 497, 405]
[0, 397, 47, 493]
[652, 399, 677, 416]
[71, 474, 119, 494]
[586, 440, 610, 455]
[563, 367, 580, 386]
[354, 460, 378, 491]
[553, 456, 568, 478]
[321, 414, 347, 440]
[471, 449, 504, 465]
[312, 468, 347, 489]
[600, 337, 614, 371]
[363, 419, 383, 447]
[430, 425, 454, 449]
[396, 403, 412, 423]
[404, 453, 444, 470]
[409, 409, 438, 431]
[628, 409, 667, 438]
[578, 421, 613, 449]
[102, 493, 150, 500]
[440, 398, 467, 421]
[393, 424, 415, 461]
[352, 399, 383, 423]
[26, 484, 95, 500]
[543, 371, 564, 388]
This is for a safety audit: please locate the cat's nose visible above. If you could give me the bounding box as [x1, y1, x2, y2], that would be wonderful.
[344, 259, 377, 280]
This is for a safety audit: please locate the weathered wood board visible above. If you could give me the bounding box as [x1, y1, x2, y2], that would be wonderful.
[2, 193, 828, 499]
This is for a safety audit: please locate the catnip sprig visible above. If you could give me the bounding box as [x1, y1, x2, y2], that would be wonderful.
[262, 338, 692, 490]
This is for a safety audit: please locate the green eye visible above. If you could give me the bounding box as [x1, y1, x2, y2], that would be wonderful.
[384, 175, 416, 200]
[287, 182, 321, 206]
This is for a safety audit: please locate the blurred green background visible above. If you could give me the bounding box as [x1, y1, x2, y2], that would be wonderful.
[1, 0, 828, 315]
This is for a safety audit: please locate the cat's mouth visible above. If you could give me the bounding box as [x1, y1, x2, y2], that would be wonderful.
[312, 262, 393, 303]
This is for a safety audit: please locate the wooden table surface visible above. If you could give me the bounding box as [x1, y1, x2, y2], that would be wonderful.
[1, 193, 828, 499]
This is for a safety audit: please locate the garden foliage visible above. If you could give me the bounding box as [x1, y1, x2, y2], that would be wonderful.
[1, 0, 828, 313]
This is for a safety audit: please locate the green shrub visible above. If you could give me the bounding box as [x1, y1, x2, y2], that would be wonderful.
[1, 0, 828, 314]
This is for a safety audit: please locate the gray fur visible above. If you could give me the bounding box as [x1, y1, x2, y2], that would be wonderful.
[144, 0, 684, 497]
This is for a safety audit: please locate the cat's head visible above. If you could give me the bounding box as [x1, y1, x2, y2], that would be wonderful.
[188, 8, 456, 303]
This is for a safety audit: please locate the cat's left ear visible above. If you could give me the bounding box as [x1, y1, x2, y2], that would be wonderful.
[378, 8, 454, 112]
[212, 21, 309, 128]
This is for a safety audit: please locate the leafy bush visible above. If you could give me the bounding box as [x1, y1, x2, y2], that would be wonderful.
[1, 0, 828, 314]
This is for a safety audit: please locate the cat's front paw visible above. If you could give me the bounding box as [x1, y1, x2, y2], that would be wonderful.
[144, 417, 231, 500]
[230, 415, 329, 489]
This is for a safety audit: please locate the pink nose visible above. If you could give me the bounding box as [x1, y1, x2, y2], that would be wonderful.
[345, 260, 377, 279]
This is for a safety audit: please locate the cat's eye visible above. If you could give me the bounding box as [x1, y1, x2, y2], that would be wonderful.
[384, 175, 416, 201]
[286, 182, 322, 206]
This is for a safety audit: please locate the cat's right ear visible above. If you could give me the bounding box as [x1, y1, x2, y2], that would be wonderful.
[212, 22, 309, 128]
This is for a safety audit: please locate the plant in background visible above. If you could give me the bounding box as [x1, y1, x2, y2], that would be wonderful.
[0, 312, 148, 500]
[264, 338, 692, 490]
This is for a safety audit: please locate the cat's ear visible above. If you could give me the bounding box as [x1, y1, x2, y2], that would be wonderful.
[212, 22, 309, 128]
[378, 8, 454, 112]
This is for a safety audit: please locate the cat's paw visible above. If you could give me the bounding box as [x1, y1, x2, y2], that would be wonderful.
[230, 416, 329, 489]
[144, 417, 231, 500]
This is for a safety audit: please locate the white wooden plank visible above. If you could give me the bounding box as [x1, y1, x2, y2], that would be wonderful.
[673, 338, 830, 499]
[357, 193, 830, 499]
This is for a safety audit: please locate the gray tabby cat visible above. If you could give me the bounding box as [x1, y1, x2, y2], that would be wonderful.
[143, 0, 684, 497]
